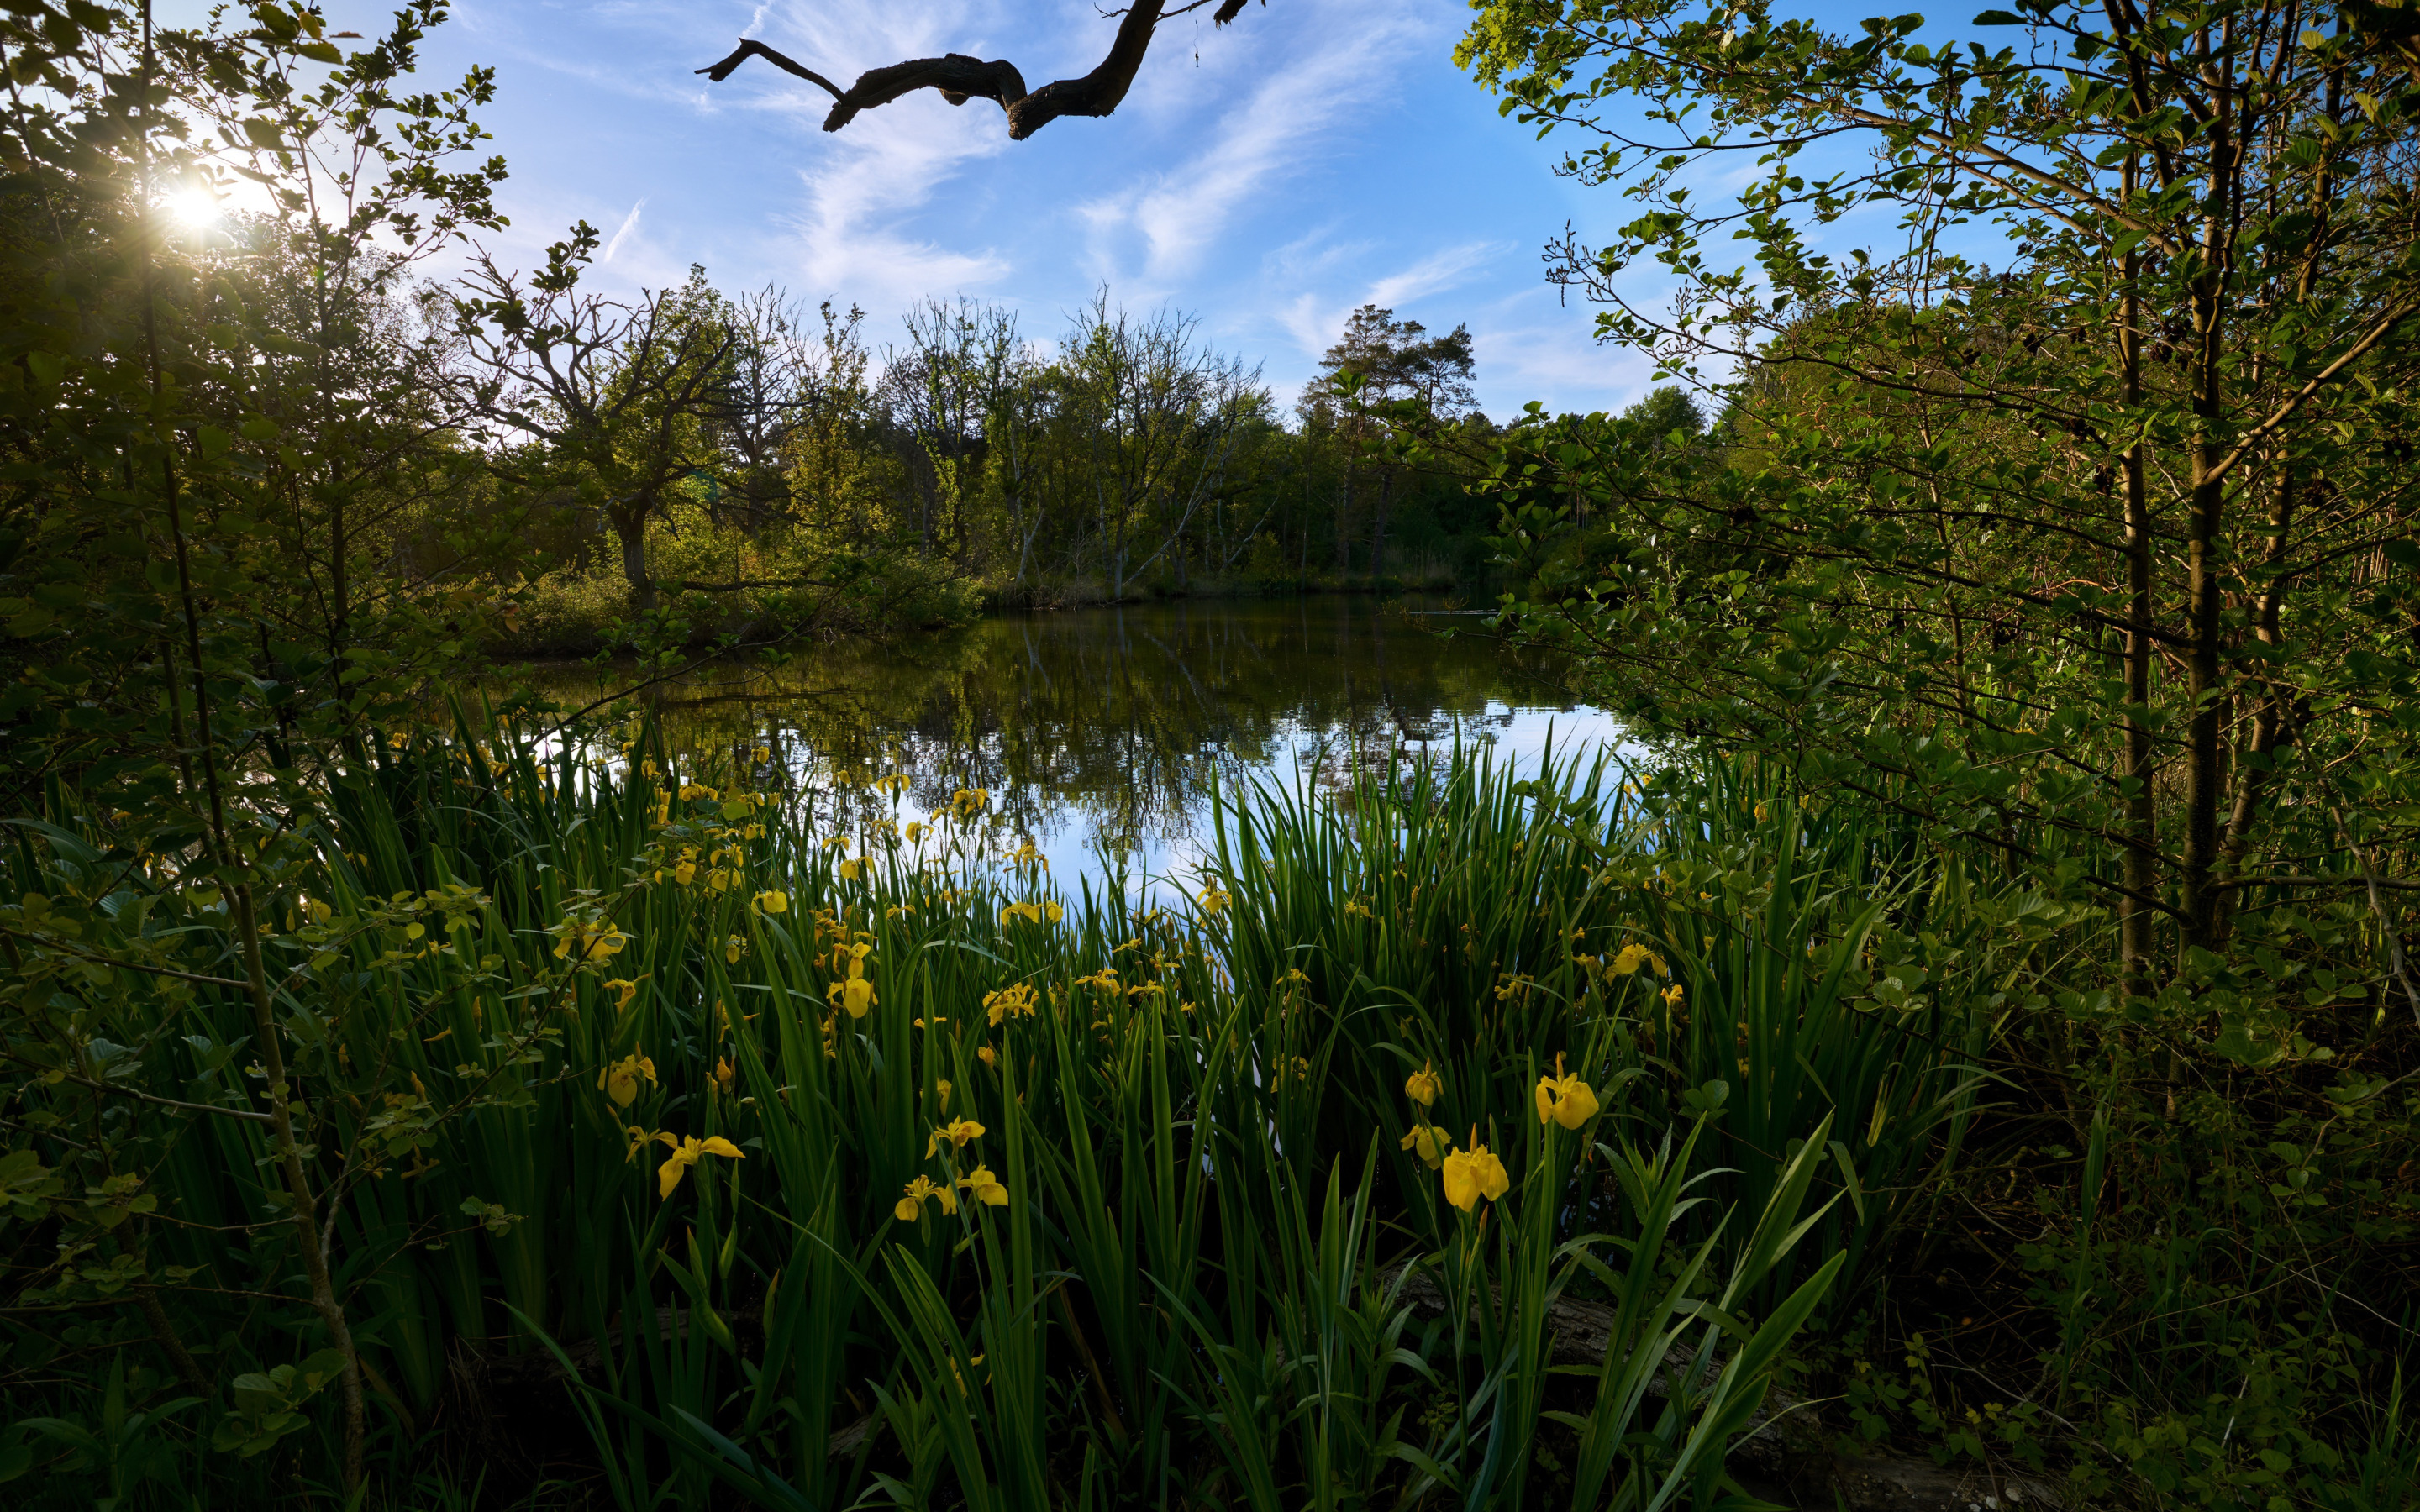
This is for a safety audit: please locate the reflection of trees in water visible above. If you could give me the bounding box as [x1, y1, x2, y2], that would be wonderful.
[500, 601, 1574, 853]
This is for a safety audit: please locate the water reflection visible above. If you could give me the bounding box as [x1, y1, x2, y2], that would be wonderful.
[494, 598, 1629, 894]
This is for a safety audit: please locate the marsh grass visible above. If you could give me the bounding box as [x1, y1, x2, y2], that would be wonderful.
[6, 719, 2409, 1509]
[0, 716, 1866, 1510]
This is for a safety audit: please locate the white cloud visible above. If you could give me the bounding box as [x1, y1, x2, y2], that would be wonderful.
[600, 198, 647, 264]
[1272, 240, 1509, 365]
[1468, 317, 1655, 418]
[414, 0, 1650, 415]
[1076, 0, 1440, 284]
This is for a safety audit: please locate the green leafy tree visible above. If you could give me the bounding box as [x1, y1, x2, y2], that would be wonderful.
[1459, 0, 2420, 1021]
[0, 1, 510, 1487]
[1304, 304, 1478, 579]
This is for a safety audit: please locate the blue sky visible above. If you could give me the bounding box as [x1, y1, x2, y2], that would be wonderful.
[402, 1, 1674, 420]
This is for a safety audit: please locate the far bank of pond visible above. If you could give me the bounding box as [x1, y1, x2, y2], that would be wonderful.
[476, 596, 1633, 895]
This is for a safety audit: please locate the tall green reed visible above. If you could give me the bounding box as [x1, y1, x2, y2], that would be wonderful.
[3, 713, 1840, 1509]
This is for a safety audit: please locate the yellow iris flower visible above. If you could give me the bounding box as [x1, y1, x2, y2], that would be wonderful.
[1400, 1124, 1450, 1168]
[651, 1132, 745, 1198]
[1404, 1060, 1442, 1108]
[1441, 1137, 1510, 1212]
[839, 857, 866, 881]
[1610, 942, 1652, 976]
[826, 942, 876, 1018]
[955, 1164, 1009, 1207]
[924, 1118, 986, 1158]
[1533, 1053, 1600, 1130]
[725, 934, 745, 965]
[984, 982, 1038, 1026]
[1197, 885, 1230, 916]
[902, 821, 927, 844]
[895, 1173, 958, 1221]
[598, 1052, 657, 1109]
[714, 1058, 737, 1096]
[755, 890, 788, 915]
[554, 918, 629, 966]
[950, 787, 989, 820]
[603, 978, 639, 1013]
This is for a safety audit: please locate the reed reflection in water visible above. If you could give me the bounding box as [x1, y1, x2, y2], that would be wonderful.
[494, 597, 1631, 895]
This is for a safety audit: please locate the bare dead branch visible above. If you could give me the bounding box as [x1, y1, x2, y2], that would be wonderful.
[694, 39, 844, 100]
[697, 0, 1228, 141]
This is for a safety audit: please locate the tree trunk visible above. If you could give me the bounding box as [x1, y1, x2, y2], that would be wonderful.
[614, 503, 655, 612]
[1337, 459, 1355, 576]
[1370, 469, 1393, 585]
[2119, 157, 2158, 992]
[2178, 111, 2237, 959]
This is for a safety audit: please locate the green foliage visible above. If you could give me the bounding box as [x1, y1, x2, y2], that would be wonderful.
[0, 727, 1836, 1509]
[1451, 2, 2420, 1501]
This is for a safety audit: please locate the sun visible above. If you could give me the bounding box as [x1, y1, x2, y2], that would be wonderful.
[163, 187, 219, 227]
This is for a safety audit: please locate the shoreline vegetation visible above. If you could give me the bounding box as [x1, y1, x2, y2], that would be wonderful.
[5, 717, 2409, 1509]
[492, 567, 1472, 663]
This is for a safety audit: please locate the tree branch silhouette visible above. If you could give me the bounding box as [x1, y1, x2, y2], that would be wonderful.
[696, 1, 1260, 140]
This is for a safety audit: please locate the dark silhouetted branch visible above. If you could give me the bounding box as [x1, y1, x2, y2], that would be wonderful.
[697, 1, 1259, 141]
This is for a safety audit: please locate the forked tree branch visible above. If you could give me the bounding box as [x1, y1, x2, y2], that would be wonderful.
[697, 1, 1260, 140]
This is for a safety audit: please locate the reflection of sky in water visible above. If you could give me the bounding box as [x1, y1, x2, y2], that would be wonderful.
[508, 601, 1640, 904]
[1060, 705, 1644, 903]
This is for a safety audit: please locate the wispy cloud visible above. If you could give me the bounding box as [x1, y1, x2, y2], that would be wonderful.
[417, 0, 1645, 415]
[1273, 240, 1510, 365]
[600, 198, 647, 264]
[1469, 317, 1655, 417]
[1077, 0, 1441, 285]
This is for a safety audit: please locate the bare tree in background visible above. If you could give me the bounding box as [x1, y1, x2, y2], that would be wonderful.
[694, 1, 1265, 140]
[452, 238, 739, 612]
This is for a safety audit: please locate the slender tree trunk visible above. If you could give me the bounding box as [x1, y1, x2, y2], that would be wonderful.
[1370, 469, 1393, 585]
[2179, 98, 2237, 958]
[2212, 455, 2303, 945]
[2120, 155, 2159, 992]
[1338, 459, 1355, 576]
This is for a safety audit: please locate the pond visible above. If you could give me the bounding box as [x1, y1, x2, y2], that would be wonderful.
[487, 597, 1633, 898]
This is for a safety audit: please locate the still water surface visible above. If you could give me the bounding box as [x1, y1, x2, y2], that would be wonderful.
[496, 598, 1631, 897]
